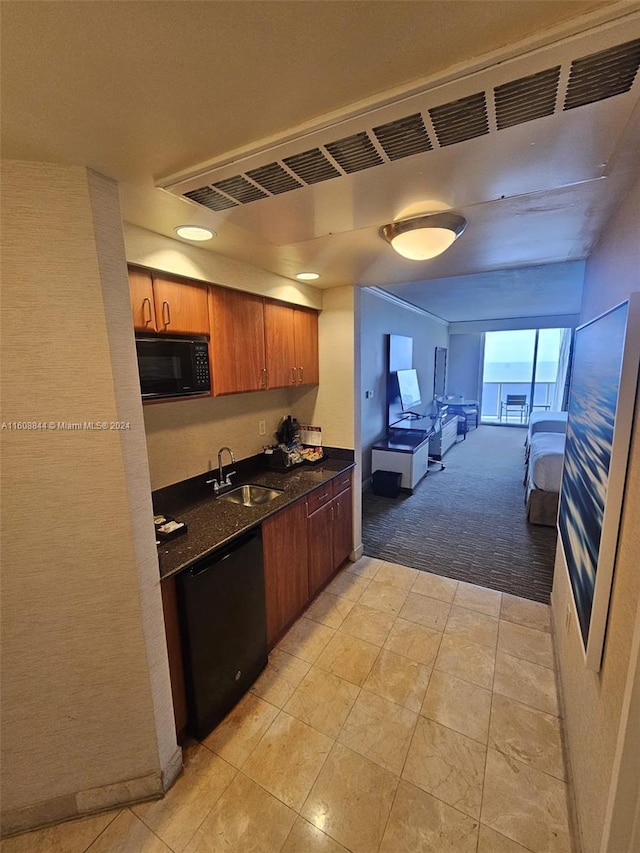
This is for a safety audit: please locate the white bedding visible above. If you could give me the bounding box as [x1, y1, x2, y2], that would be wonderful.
[528, 432, 565, 492]
[527, 411, 568, 444]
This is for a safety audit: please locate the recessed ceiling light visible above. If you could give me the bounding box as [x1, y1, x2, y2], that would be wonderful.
[296, 272, 320, 281]
[175, 225, 215, 241]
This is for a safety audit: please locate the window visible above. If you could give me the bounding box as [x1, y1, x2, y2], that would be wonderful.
[481, 328, 571, 424]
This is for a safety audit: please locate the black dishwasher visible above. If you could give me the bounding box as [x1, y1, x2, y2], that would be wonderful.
[177, 527, 267, 740]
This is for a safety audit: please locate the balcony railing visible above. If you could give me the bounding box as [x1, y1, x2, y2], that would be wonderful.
[480, 381, 556, 424]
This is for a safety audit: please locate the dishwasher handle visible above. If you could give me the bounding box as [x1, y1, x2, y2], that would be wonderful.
[185, 528, 261, 578]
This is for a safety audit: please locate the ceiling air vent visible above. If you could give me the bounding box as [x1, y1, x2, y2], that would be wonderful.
[429, 92, 489, 146]
[246, 162, 302, 195]
[494, 66, 561, 130]
[184, 186, 238, 211]
[212, 175, 267, 204]
[373, 113, 433, 160]
[325, 131, 383, 173]
[564, 37, 640, 110]
[282, 148, 341, 184]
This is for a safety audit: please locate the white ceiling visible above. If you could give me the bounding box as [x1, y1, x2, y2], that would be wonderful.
[2, 1, 640, 323]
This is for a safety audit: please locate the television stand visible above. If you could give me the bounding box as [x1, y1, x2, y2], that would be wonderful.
[372, 427, 436, 493]
[429, 412, 459, 460]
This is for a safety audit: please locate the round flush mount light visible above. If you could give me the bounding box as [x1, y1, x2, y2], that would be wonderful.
[296, 272, 320, 281]
[175, 225, 215, 242]
[380, 212, 467, 261]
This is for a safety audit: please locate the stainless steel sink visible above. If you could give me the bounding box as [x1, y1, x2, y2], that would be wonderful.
[217, 484, 283, 507]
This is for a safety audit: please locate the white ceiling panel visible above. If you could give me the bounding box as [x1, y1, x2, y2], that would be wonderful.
[380, 262, 586, 322]
[2, 1, 640, 322]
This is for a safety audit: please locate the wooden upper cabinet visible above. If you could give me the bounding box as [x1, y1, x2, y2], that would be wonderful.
[128, 267, 209, 336]
[293, 308, 319, 386]
[129, 267, 157, 332]
[264, 301, 319, 389]
[209, 287, 266, 394]
[264, 301, 297, 389]
[152, 273, 209, 336]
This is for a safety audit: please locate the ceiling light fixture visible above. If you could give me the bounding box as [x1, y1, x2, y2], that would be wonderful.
[380, 212, 467, 260]
[296, 272, 320, 281]
[175, 225, 215, 241]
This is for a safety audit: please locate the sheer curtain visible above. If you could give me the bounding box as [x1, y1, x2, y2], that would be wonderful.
[552, 328, 573, 411]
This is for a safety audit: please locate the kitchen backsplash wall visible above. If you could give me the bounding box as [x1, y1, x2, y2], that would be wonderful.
[143, 386, 319, 490]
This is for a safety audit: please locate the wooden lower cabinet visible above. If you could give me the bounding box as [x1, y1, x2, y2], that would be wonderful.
[332, 486, 353, 569]
[307, 477, 353, 600]
[160, 575, 188, 741]
[308, 501, 334, 599]
[262, 498, 309, 648]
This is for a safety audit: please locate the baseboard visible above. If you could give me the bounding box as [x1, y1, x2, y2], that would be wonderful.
[550, 590, 584, 853]
[162, 746, 184, 791]
[351, 542, 364, 561]
[1, 746, 183, 838]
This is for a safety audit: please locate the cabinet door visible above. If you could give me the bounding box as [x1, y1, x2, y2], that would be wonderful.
[209, 287, 266, 394]
[308, 502, 334, 599]
[411, 442, 429, 489]
[152, 273, 209, 335]
[264, 301, 296, 389]
[332, 487, 353, 570]
[262, 499, 309, 648]
[293, 308, 319, 386]
[129, 267, 157, 332]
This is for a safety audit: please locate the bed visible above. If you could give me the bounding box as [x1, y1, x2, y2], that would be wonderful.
[525, 431, 566, 526]
[525, 411, 568, 459]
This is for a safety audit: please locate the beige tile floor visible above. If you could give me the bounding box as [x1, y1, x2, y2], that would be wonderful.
[3, 558, 572, 853]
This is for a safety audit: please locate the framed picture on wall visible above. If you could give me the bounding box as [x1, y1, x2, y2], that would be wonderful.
[558, 294, 640, 671]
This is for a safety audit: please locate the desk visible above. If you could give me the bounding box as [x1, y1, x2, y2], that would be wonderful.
[372, 428, 434, 492]
[440, 399, 479, 430]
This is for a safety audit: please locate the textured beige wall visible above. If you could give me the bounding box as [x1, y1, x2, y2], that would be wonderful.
[0, 162, 179, 833]
[313, 286, 356, 450]
[144, 386, 315, 490]
[551, 174, 640, 853]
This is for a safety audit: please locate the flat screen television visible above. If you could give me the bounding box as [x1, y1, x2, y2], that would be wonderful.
[397, 368, 422, 413]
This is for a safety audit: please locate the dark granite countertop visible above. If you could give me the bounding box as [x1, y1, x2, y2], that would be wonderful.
[155, 455, 355, 580]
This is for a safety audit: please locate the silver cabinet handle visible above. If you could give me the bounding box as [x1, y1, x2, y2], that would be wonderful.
[298, 366, 303, 384]
[336, 501, 341, 518]
[142, 297, 153, 325]
[162, 301, 171, 327]
[291, 366, 296, 384]
[260, 367, 267, 388]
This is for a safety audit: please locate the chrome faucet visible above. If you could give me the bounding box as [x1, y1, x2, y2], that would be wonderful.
[206, 446, 236, 492]
[218, 446, 236, 489]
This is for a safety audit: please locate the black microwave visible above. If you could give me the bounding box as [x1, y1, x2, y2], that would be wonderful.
[136, 337, 211, 400]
